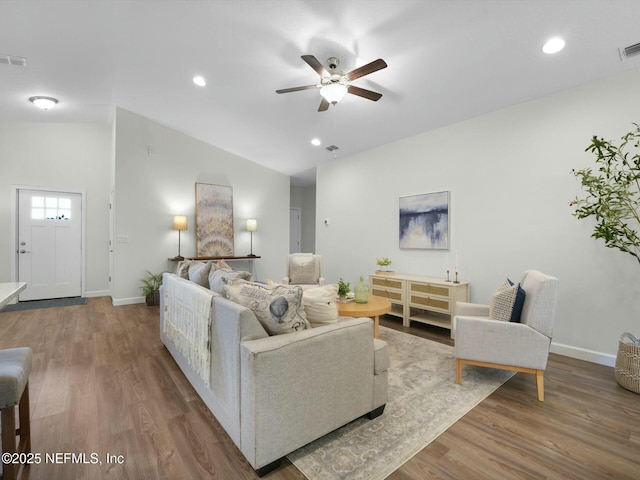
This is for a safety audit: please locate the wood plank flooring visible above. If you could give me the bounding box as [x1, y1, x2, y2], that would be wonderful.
[0, 298, 637, 479]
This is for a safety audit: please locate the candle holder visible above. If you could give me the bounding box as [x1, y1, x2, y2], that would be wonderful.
[445, 269, 451, 282]
[454, 271, 460, 284]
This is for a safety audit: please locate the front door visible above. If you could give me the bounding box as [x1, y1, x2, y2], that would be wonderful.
[17, 189, 83, 301]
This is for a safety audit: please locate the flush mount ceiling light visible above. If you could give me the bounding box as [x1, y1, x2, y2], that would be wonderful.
[193, 75, 206, 86]
[29, 96, 58, 110]
[542, 37, 565, 54]
[311, 138, 321, 146]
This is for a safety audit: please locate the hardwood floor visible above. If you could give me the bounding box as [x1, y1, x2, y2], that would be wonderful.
[0, 298, 637, 479]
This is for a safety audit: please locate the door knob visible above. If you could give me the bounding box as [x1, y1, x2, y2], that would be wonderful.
[20, 249, 31, 254]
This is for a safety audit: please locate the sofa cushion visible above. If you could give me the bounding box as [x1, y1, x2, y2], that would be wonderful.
[216, 259, 232, 270]
[302, 284, 339, 326]
[289, 254, 320, 285]
[489, 278, 526, 322]
[225, 279, 310, 335]
[176, 260, 192, 279]
[188, 261, 213, 287]
[209, 267, 253, 294]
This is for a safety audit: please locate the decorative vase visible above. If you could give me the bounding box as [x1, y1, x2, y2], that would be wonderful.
[354, 276, 370, 303]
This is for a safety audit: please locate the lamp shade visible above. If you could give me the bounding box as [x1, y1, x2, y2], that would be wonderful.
[246, 218, 257, 232]
[173, 215, 188, 230]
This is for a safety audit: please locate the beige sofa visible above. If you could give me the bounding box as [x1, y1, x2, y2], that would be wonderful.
[159, 272, 389, 476]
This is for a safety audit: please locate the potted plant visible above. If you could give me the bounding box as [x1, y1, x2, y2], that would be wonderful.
[571, 123, 640, 393]
[337, 278, 351, 301]
[376, 257, 393, 272]
[140, 270, 163, 306]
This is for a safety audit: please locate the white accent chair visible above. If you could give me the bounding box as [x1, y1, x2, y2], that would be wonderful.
[283, 253, 325, 290]
[452, 270, 559, 401]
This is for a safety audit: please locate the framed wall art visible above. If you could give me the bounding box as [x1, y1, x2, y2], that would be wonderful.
[399, 191, 449, 250]
[195, 182, 234, 257]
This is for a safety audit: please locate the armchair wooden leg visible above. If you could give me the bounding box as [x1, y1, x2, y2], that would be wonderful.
[536, 370, 545, 402]
[19, 382, 31, 453]
[1, 405, 16, 480]
[456, 358, 462, 384]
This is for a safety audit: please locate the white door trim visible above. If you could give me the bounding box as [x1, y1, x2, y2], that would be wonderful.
[11, 185, 86, 298]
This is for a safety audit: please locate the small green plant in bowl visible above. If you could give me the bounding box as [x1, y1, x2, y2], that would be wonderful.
[376, 257, 392, 271]
[337, 278, 351, 299]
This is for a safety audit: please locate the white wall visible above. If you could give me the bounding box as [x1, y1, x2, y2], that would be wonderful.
[0, 122, 112, 296]
[317, 67, 640, 365]
[113, 108, 290, 303]
[290, 185, 316, 252]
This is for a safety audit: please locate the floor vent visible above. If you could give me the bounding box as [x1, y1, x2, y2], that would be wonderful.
[0, 54, 27, 66]
[620, 42, 640, 60]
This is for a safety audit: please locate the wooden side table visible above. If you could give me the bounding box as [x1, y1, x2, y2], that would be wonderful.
[337, 295, 391, 339]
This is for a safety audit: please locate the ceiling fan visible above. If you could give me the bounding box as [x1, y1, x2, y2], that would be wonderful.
[276, 55, 388, 112]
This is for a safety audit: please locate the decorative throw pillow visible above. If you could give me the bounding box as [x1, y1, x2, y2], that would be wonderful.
[216, 259, 232, 270]
[303, 284, 339, 326]
[209, 268, 252, 294]
[176, 260, 192, 279]
[489, 279, 526, 322]
[188, 261, 213, 287]
[225, 279, 310, 335]
[289, 255, 319, 284]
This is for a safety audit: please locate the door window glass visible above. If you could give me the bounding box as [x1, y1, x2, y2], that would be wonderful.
[31, 196, 71, 220]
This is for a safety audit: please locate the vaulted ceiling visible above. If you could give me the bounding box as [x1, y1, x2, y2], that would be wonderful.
[2, 0, 640, 185]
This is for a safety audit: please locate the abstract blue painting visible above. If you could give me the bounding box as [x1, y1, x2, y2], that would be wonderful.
[399, 191, 449, 249]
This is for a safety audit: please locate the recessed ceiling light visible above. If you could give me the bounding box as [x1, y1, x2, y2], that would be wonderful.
[542, 37, 565, 54]
[311, 138, 321, 146]
[193, 75, 206, 87]
[29, 96, 58, 110]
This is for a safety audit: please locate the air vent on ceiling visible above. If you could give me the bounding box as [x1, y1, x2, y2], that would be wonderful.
[0, 54, 27, 66]
[620, 42, 640, 60]
[326, 145, 339, 152]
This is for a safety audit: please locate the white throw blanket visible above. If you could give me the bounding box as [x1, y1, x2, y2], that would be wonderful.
[163, 275, 213, 387]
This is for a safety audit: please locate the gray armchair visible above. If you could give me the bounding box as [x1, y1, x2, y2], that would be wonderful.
[283, 253, 325, 290]
[452, 270, 559, 401]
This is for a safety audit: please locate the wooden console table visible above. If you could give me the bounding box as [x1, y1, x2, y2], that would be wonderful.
[0, 282, 27, 309]
[369, 273, 469, 330]
[168, 256, 261, 261]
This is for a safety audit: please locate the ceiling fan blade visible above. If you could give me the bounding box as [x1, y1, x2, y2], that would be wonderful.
[276, 84, 318, 94]
[347, 85, 383, 101]
[301, 55, 328, 77]
[346, 58, 387, 81]
[318, 98, 330, 112]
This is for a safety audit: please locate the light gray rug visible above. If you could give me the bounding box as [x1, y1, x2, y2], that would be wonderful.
[287, 326, 514, 480]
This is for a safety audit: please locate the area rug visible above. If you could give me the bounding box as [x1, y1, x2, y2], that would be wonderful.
[0, 296, 87, 312]
[287, 326, 514, 480]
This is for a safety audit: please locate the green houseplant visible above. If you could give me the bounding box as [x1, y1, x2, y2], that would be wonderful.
[140, 270, 163, 306]
[337, 278, 351, 300]
[570, 123, 640, 264]
[376, 257, 392, 272]
[571, 123, 640, 394]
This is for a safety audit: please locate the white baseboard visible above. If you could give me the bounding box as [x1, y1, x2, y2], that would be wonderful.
[85, 290, 110, 298]
[550, 342, 616, 367]
[112, 296, 146, 306]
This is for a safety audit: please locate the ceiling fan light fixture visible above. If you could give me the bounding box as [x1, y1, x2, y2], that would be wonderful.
[320, 83, 348, 104]
[29, 96, 58, 110]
